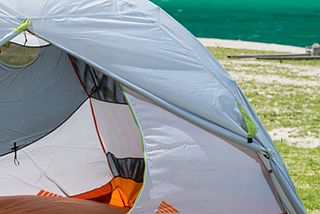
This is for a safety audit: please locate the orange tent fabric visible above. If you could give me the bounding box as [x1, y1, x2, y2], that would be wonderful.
[0, 195, 128, 214]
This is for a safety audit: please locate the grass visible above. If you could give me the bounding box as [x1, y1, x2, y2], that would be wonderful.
[0, 43, 39, 66]
[207, 47, 320, 213]
[276, 140, 320, 213]
[241, 82, 320, 138]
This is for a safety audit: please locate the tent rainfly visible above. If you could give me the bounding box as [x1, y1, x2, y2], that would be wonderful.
[0, 0, 306, 214]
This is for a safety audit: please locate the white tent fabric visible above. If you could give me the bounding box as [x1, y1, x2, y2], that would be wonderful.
[92, 98, 143, 159]
[0, 45, 88, 155]
[125, 90, 284, 214]
[0, 0, 306, 213]
[10, 31, 49, 47]
[0, 97, 141, 197]
[0, 99, 113, 197]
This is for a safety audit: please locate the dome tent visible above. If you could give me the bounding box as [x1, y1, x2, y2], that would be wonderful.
[0, 0, 305, 213]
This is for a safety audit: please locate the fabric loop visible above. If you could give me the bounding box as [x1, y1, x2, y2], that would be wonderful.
[236, 100, 257, 141]
[11, 142, 20, 166]
[13, 19, 31, 34]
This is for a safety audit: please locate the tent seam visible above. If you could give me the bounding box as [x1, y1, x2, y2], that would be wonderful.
[257, 154, 287, 213]
[89, 98, 107, 155]
[119, 85, 148, 214]
[67, 54, 90, 97]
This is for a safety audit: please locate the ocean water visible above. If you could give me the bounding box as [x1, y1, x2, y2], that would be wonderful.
[151, 0, 320, 47]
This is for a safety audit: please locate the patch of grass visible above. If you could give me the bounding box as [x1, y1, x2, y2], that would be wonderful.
[207, 47, 283, 60]
[238, 83, 320, 138]
[207, 47, 320, 213]
[275, 140, 320, 214]
[0, 43, 39, 66]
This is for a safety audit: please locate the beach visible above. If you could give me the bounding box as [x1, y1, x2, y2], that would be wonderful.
[197, 37, 306, 53]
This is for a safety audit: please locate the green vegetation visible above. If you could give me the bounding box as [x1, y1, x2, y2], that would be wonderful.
[276, 139, 320, 213]
[207, 47, 320, 213]
[241, 82, 320, 138]
[0, 43, 39, 66]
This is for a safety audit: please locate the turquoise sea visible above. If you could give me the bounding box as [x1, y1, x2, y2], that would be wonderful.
[151, 0, 320, 47]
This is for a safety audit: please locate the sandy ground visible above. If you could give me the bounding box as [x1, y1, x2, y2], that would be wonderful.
[198, 38, 319, 148]
[269, 128, 320, 148]
[197, 37, 306, 53]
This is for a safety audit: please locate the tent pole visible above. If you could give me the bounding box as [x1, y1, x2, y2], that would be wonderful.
[38, 36, 268, 155]
[33, 35, 306, 214]
[0, 19, 30, 47]
[0, 31, 18, 47]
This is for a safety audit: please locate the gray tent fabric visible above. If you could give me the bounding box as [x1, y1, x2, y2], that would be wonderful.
[0, 45, 88, 155]
[0, 44, 128, 156]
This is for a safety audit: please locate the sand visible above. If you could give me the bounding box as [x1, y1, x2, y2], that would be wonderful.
[269, 128, 320, 148]
[197, 37, 306, 53]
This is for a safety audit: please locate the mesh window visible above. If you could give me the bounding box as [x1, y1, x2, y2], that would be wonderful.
[70, 57, 127, 104]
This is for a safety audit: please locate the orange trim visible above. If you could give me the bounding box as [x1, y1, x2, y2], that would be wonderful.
[37, 190, 63, 197]
[26, 29, 37, 35]
[161, 201, 179, 213]
[42, 191, 50, 196]
[157, 208, 169, 213]
[156, 201, 179, 214]
[67, 54, 89, 97]
[67, 55, 115, 201]
[37, 189, 45, 196]
[71, 182, 112, 200]
[159, 205, 171, 213]
[89, 98, 107, 155]
[157, 207, 170, 213]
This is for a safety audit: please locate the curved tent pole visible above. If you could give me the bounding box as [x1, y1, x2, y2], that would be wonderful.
[0, 31, 19, 47]
[37, 36, 267, 155]
[0, 20, 268, 155]
[36, 35, 305, 214]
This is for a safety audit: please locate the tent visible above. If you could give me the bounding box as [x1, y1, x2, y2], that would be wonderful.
[0, 0, 306, 213]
